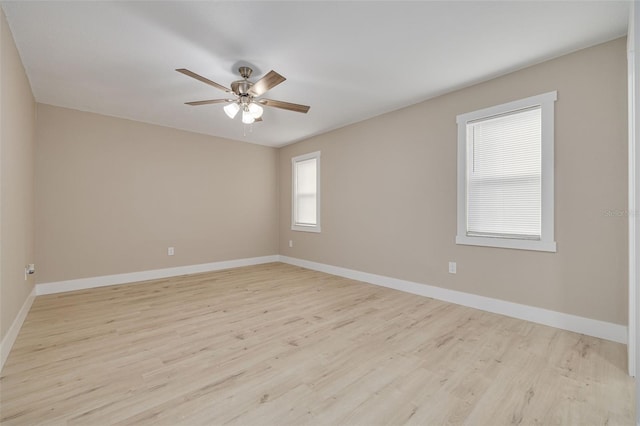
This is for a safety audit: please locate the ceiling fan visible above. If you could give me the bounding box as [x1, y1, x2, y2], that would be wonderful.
[176, 66, 310, 124]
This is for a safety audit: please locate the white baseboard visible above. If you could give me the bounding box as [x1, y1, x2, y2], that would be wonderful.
[1, 287, 36, 372]
[16, 253, 627, 365]
[36, 255, 280, 296]
[279, 256, 628, 344]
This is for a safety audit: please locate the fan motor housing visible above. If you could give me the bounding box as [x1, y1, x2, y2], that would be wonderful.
[231, 80, 253, 96]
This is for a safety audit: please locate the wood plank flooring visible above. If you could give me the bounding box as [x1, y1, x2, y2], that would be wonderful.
[0, 262, 634, 425]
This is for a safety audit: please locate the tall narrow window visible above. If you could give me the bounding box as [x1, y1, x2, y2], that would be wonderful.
[456, 91, 557, 252]
[292, 151, 321, 232]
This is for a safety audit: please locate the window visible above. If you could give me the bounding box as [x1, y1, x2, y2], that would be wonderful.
[292, 151, 321, 232]
[456, 91, 557, 252]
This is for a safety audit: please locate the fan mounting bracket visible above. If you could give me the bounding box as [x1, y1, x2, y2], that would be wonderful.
[238, 66, 253, 80]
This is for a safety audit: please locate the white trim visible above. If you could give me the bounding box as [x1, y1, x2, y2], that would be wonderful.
[36, 255, 279, 296]
[456, 92, 557, 125]
[291, 151, 321, 233]
[4, 255, 627, 374]
[628, 1, 637, 378]
[279, 256, 627, 344]
[292, 224, 321, 233]
[629, 2, 640, 422]
[456, 91, 557, 253]
[1, 287, 36, 372]
[455, 235, 556, 252]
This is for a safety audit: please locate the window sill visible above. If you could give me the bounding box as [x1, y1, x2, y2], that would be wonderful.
[456, 235, 556, 252]
[292, 225, 321, 233]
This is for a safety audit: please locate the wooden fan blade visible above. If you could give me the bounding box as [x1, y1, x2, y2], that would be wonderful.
[185, 99, 232, 106]
[176, 68, 231, 93]
[248, 71, 286, 97]
[258, 98, 310, 113]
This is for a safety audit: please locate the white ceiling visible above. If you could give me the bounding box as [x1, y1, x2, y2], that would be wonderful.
[1, 1, 630, 147]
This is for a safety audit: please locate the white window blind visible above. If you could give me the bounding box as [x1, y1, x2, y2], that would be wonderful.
[292, 151, 321, 232]
[466, 107, 542, 239]
[295, 158, 317, 225]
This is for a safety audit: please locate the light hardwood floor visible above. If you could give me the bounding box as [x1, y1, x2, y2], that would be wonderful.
[0, 262, 634, 425]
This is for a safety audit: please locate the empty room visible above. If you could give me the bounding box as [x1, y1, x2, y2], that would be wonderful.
[1, 1, 639, 424]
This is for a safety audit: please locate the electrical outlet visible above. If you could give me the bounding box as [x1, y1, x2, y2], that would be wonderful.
[289, 240, 293, 248]
[448, 261, 457, 274]
[24, 264, 35, 280]
[168, 247, 175, 256]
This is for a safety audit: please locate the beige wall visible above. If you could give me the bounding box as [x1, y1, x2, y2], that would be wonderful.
[0, 8, 36, 340]
[35, 104, 278, 283]
[279, 38, 628, 325]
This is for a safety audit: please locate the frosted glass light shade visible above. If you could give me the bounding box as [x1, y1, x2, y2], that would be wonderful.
[248, 103, 263, 119]
[223, 103, 240, 119]
[242, 109, 255, 124]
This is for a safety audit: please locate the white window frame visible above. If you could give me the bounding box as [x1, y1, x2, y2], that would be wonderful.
[456, 91, 557, 252]
[292, 151, 321, 233]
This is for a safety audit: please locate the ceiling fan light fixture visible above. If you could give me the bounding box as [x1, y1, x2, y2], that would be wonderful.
[242, 108, 255, 124]
[223, 102, 240, 119]
[177, 67, 310, 129]
[248, 102, 263, 119]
